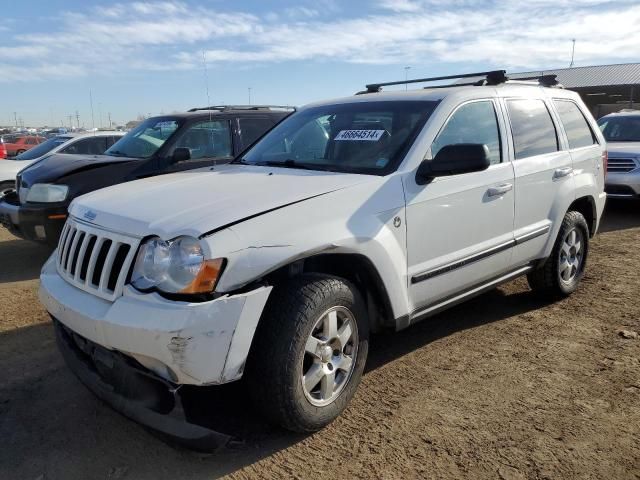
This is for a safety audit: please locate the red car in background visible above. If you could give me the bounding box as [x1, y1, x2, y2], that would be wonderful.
[2, 135, 45, 157]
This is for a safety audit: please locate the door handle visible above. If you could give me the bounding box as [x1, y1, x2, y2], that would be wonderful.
[487, 183, 513, 197]
[554, 167, 573, 178]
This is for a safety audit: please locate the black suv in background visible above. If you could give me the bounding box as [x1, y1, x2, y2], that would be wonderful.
[0, 106, 293, 246]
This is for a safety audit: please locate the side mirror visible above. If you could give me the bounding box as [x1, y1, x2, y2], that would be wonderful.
[171, 147, 191, 164]
[416, 143, 491, 185]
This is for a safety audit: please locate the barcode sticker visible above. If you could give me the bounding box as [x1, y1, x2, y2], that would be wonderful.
[335, 130, 386, 141]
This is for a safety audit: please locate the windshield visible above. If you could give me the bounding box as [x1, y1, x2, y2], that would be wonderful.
[598, 116, 640, 142]
[238, 101, 438, 175]
[105, 118, 181, 158]
[14, 136, 71, 160]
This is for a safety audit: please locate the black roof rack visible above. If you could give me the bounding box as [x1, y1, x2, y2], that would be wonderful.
[507, 74, 560, 87]
[357, 70, 561, 94]
[359, 70, 508, 94]
[187, 105, 295, 112]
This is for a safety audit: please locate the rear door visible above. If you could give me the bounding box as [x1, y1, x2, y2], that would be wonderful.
[505, 98, 574, 265]
[552, 99, 603, 200]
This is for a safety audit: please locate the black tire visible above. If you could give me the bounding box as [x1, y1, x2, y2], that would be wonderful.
[0, 181, 13, 193]
[15, 150, 25, 156]
[246, 273, 369, 432]
[527, 210, 589, 297]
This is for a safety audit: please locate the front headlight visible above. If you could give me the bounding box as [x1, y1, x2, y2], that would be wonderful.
[131, 236, 225, 294]
[26, 183, 69, 203]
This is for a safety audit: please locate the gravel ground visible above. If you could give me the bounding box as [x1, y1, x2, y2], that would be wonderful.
[0, 201, 639, 480]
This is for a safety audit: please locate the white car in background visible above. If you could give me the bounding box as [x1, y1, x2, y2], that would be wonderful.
[0, 131, 125, 192]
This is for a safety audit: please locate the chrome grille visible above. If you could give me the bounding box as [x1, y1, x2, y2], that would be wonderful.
[607, 157, 638, 173]
[56, 217, 138, 301]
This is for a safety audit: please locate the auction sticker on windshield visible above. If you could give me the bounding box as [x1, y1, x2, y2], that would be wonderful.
[335, 130, 386, 141]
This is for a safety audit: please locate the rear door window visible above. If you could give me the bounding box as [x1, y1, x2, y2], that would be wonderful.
[239, 118, 276, 149]
[506, 99, 559, 159]
[553, 100, 596, 149]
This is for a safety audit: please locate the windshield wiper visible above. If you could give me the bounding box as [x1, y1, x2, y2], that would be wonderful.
[260, 159, 318, 170]
[106, 150, 129, 157]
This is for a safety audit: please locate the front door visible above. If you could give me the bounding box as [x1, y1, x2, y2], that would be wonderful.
[404, 99, 515, 318]
[165, 119, 234, 172]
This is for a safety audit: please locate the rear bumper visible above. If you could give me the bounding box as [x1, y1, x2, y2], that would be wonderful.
[0, 191, 67, 243]
[54, 319, 232, 450]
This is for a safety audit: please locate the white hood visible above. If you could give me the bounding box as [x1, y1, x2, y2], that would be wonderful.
[69, 164, 374, 239]
[0, 159, 36, 183]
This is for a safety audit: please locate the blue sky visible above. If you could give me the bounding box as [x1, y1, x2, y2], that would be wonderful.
[2, 0, 639, 127]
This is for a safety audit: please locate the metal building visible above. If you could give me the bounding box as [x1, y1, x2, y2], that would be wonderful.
[505, 63, 640, 118]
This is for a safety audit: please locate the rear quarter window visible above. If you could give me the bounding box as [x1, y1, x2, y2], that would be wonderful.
[506, 99, 559, 159]
[553, 100, 596, 149]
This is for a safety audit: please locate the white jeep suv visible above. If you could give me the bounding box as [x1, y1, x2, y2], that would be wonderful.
[39, 71, 606, 448]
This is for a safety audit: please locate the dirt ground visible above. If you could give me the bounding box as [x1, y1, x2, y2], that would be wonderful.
[1, 201, 639, 480]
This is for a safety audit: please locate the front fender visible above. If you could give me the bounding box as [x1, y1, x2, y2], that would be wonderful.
[203, 174, 411, 319]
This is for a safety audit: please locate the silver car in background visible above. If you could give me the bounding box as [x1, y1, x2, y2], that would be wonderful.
[598, 111, 640, 199]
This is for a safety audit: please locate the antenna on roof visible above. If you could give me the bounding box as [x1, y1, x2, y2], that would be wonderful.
[201, 50, 216, 169]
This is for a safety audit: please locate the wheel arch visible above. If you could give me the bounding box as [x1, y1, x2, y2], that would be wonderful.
[260, 252, 396, 333]
[568, 195, 597, 237]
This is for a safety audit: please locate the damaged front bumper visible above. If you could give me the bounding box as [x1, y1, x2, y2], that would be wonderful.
[39, 254, 272, 385]
[39, 253, 273, 448]
[54, 319, 231, 450]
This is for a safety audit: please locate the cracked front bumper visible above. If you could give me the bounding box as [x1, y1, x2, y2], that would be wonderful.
[39, 254, 272, 386]
[54, 318, 232, 450]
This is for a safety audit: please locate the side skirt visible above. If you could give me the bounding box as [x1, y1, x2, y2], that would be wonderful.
[401, 264, 536, 329]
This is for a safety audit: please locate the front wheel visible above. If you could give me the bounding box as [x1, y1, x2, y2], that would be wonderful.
[15, 150, 25, 156]
[246, 273, 369, 432]
[527, 210, 589, 297]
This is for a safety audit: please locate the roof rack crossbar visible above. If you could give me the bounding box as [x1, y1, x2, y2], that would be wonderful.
[187, 105, 295, 112]
[363, 70, 507, 93]
[507, 74, 560, 87]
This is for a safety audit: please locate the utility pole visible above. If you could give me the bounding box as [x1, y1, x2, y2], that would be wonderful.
[13, 112, 17, 128]
[404, 66, 411, 90]
[75, 110, 80, 129]
[67, 114, 73, 129]
[89, 90, 95, 129]
[569, 39, 576, 68]
[108, 112, 112, 128]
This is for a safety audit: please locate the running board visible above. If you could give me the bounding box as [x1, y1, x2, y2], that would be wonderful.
[408, 265, 534, 325]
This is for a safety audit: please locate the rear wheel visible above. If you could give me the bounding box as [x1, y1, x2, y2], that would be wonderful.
[0, 181, 13, 193]
[15, 150, 25, 156]
[246, 273, 369, 432]
[527, 211, 589, 297]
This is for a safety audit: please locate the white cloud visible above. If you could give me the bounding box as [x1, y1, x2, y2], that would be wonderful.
[2, 0, 639, 83]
